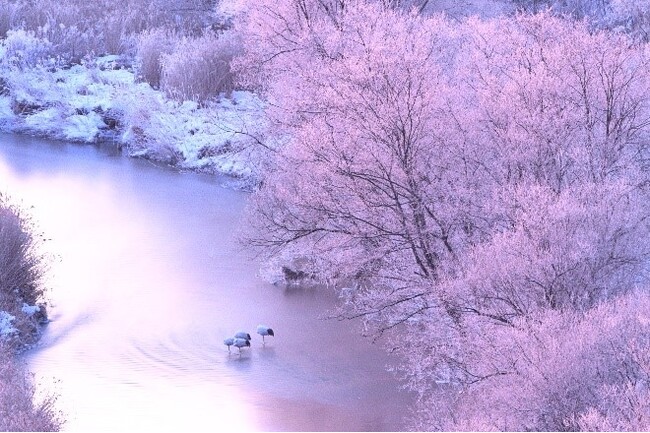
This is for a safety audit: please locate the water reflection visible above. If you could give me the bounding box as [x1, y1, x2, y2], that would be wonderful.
[0, 134, 412, 431]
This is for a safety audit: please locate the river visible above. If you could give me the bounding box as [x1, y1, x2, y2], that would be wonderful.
[0, 133, 412, 431]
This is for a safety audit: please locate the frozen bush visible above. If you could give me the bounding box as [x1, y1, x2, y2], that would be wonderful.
[1, 29, 53, 69]
[0, 311, 17, 339]
[510, 0, 650, 41]
[608, 0, 650, 41]
[237, 2, 650, 429]
[7, 0, 100, 62]
[0, 196, 59, 429]
[0, 194, 48, 352]
[0, 1, 21, 38]
[161, 31, 241, 103]
[0, 347, 62, 431]
[0, 0, 224, 62]
[415, 292, 650, 431]
[25, 0, 154, 61]
[512, 0, 609, 18]
[116, 83, 183, 163]
[136, 27, 179, 89]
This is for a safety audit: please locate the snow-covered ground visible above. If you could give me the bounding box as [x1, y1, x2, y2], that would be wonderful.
[0, 311, 17, 339]
[0, 303, 43, 350]
[0, 30, 266, 184]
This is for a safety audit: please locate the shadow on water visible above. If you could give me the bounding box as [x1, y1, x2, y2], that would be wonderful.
[226, 353, 253, 370]
[257, 345, 276, 359]
[33, 312, 95, 350]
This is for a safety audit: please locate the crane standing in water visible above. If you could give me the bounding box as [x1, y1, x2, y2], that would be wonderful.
[256, 325, 275, 344]
[232, 337, 251, 354]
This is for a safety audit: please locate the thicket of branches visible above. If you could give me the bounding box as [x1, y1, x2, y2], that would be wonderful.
[0, 0, 239, 103]
[234, 0, 650, 430]
[0, 349, 62, 431]
[0, 194, 61, 431]
[0, 194, 48, 351]
[513, 0, 650, 42]
[0, 0, 217, 60]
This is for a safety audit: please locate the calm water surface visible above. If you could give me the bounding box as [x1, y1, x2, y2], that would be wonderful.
[0, 134, 412, 431]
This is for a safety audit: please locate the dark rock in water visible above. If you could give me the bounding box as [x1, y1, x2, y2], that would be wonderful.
[281, 266, 316, 285]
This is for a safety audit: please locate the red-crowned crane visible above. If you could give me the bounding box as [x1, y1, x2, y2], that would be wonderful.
[224, 337, 235, 352]
[225, 331, 251, 353]
[234, 331, 251, 341]
[233, 337, 251, 354]
[256, 325, 275, 344]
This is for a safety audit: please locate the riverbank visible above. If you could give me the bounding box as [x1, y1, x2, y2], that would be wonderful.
[0, 195, 49, 352]
[0, 195, 61, 431]
[0, 31, 266, 187]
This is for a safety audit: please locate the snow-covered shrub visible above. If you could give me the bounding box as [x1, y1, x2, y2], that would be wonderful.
[0, 1, 21, 38]
[0, 347, 62, 431]
[511, 0, 650, 41]
[116, 81, 180, 161]
[135, 27, 179, 89]
[408, 292, 650, 431]
[4, 0, 92, 63]
[21, 0, 99, 62]
[512, 0, 609, 18]
[0, 0, 223, 63]
[0, 311, 16, 339]
[161, 31, 241, 103]
[0, 194, 48, 352]
[0, 59, 136, 140]
[0, 29, 52, 70]
[608, 0, 650, 41]
[37, 24, 99, 64]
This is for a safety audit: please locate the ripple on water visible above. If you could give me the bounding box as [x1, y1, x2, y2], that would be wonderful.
[0, 134, 413, 432]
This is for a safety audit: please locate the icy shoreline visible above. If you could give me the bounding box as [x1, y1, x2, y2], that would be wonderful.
[0, 51, 265, 185]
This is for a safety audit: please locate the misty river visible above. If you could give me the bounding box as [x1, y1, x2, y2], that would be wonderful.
[0, 134, 412, 431]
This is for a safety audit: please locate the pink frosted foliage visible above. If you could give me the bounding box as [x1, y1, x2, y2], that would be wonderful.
[234, 1, 650, 430]
[408, 292, 650, 431]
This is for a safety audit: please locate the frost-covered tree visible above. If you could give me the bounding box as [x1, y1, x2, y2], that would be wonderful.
[235, 1, 650, 429]
[235, 0, 482, 311]
[406, 291, 650, 431]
